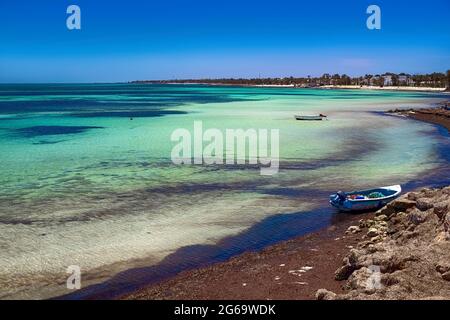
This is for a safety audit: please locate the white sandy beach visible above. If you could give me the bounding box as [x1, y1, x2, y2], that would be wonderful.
[321, 85, 448, 92]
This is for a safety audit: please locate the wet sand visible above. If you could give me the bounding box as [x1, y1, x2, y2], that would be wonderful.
[390, 104, 450, 132]
[406, 108, 450, 132]
[123, 212, 373, 300]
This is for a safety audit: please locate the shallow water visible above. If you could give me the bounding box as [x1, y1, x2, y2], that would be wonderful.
[0, 84, 448, 299]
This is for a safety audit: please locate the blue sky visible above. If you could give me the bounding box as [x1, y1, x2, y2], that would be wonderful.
[0, 0, 449, 82]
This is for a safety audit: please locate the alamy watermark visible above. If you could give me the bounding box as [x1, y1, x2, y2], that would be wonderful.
[65, 5, 380, 31]
[366, 5, 381, 30]
[171, 121, 279, 175]
[66, 5, 81, 30]
[66, 265, 81, 290]
[366, 265, 382, 290]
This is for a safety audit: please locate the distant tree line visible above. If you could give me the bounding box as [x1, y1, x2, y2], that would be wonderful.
[132, 70, 450, 89]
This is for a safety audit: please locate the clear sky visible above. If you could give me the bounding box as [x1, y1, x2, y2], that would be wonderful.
[0, 0, 449, 83]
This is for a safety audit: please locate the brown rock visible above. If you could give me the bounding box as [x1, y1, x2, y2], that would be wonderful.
[444, 213, 450, 232]
[433, 202, 448, 219]
[381, 274, 400, 287]
[442, 272, 450, 281]
[335, 249, 364, 281]
[315, 289, 337, 300]
[419, 188, 436, 198]
[409, 209, 428, 225]
[407, 192, 417, 201]
[390, 215, 404, 225]
[345, 267, 376, 292]
[365, 219, 376, 227]
[381, 255, 416, 273]
[346, 226, 361, 234]
[349, 249, 364, 264]
[376, 205, 395, 217]
[403, 230, 419, 239]
[391, 199, 416, 212]
[367, 228, 379, 237]
[370, 235, 383, 242]
[374, 214, 388, 222]
[387, 226, 400, 235]
[416, 199, 434, 211]
[377, 221, 388, 228]
[359, 219, 367, 228]
[436, 262, 450, 274]
[335, 264, 354, 281]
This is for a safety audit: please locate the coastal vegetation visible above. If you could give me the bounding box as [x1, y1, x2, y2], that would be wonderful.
[132, 71, 450, 89]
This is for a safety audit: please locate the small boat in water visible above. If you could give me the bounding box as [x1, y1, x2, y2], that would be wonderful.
[329, 185, 402, 212]
[295, 114, 327, 121]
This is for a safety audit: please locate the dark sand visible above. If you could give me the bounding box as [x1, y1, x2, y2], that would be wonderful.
[393, 104, 450, 132]
[123, 212, 373, 300]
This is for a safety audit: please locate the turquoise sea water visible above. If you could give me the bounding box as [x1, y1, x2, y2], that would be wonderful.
[0, 84, 449, 299]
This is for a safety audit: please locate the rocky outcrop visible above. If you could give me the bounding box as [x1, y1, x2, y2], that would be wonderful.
[317, 186, 450, 300]
[315, 289, 337, 300]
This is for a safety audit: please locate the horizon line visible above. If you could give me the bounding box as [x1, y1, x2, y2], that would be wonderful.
[1, 69, 449, 85]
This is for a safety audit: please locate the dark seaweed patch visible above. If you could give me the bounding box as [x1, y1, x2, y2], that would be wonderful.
[32, 140, 67, 145]
[69, 110, 187, 118]
[14, 126, 104, 137]
[0, 115, 31, 121]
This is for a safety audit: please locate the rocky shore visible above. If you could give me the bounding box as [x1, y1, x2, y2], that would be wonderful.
[317, 186, 450, 300]
[123, 187, 450, 300]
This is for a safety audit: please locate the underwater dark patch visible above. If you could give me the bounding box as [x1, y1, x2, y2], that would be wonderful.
[0, 115, 31, 121]
[0, 100, 179, 113]
[14, 126, 104, 137]
[32, 140, 67, 145]
[68, 110, 187, 118]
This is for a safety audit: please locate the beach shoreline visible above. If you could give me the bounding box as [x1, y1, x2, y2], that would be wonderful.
[319, 85, 448, 93]
[119, 103, 450, 301]
[143, 82, 449, 93]
[387, 103, 450, 132]
[123, 212, 374, 300]
[123, 186, 450, 301]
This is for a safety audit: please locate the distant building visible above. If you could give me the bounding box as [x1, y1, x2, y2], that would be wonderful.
[398, 75, 414, 86]
[383, 74, 393, 86]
